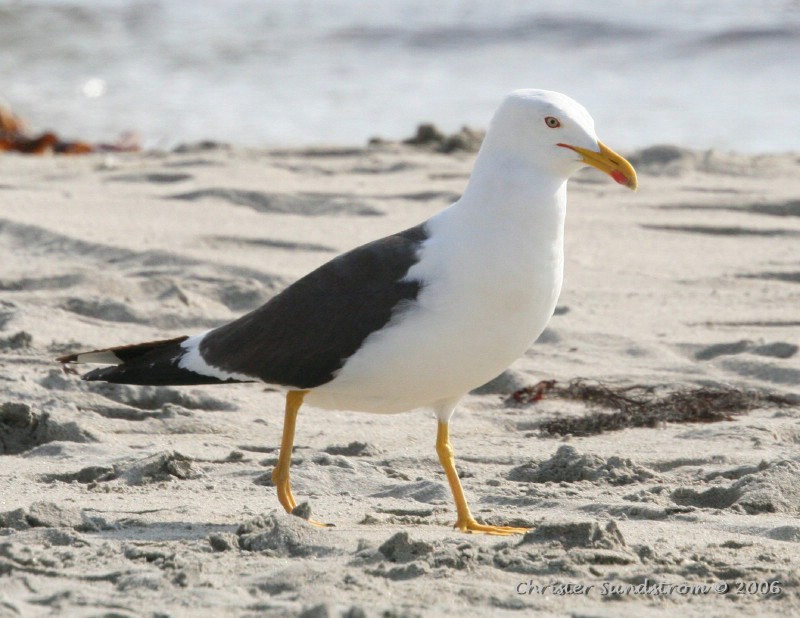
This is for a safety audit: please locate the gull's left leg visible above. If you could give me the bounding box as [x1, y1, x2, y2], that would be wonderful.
[272, 390, 333, 527]
[434, 402, 530, 536]
[272, 390, 305, 512]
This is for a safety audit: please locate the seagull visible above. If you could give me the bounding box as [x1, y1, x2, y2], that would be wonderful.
[58, 89, 637, 535]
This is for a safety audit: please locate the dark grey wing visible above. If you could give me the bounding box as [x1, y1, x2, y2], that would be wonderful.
[199, 223, 428, 389]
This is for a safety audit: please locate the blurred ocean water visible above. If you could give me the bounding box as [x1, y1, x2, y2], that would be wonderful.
[0, 0, 798, 151]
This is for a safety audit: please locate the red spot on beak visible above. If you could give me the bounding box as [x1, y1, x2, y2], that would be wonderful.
[610, 170, 628, 186]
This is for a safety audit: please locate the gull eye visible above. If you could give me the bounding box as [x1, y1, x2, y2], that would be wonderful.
[544, 116, 561, 128]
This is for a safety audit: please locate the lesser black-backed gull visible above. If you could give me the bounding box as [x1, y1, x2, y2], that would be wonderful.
[59, 89, 638, 535]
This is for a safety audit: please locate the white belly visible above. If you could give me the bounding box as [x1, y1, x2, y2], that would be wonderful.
[306, 200, 565, 413]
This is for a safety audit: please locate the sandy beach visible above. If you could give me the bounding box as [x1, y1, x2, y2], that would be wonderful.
[1, 140, 799, 617]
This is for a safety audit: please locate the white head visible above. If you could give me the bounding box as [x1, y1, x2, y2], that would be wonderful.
[480, 89, 637, 189]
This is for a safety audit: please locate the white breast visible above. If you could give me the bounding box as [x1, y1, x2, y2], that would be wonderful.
[306, 179, 567, 414]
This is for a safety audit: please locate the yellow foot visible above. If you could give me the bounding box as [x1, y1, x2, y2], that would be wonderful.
[304, 518, 336, 529]
[290, 503, 335, 528]
[455, 518, 530, 536]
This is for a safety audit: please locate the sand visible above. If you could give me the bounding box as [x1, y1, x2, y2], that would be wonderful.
[0, 140, 799, 617]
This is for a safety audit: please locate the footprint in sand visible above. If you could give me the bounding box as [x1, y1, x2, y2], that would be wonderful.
[740, 270, 800, 284]
[106, 172, 194, 184]
[168, 189, 384, 217]
[690, 340, 799, 386]
[693, 339, 798, 361]
[205, 235, 336, 254]
[658, 198, 800, 219]
[641, 223, 799, 238]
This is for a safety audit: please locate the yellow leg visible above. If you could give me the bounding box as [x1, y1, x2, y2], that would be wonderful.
[272, 390, 303, 513]
[272, 390, 332, 527]
[436, 422, 530, 536]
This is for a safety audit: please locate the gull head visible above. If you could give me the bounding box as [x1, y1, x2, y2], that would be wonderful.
[483, 89, 638, 190]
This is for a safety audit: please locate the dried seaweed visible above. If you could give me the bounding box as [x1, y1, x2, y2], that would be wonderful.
[0, 104, 138, 155]
[508, 379, 795, 437]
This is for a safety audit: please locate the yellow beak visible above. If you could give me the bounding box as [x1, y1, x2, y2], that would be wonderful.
[558, 140, 638, 190]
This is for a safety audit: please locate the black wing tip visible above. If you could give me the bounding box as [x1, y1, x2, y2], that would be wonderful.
[79, 362, 252, 386]
[55, 336, 192, 366]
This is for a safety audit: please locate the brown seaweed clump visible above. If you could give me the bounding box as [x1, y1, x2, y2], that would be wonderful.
[0, 104, 138, 155]
[508, 379, 795, 436]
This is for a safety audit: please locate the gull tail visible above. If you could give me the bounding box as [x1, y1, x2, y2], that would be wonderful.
[57, 336, 249, 386]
